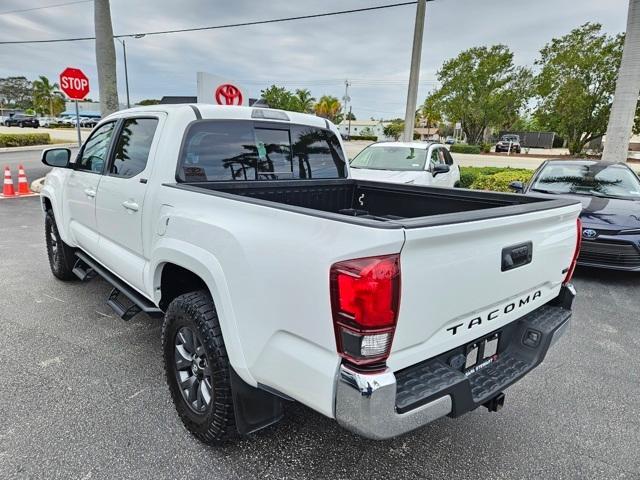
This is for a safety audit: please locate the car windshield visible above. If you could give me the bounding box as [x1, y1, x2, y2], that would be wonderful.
[531, 163, 640, 199]
[501, 136, 518, 142]
[350, 146, 427, 171]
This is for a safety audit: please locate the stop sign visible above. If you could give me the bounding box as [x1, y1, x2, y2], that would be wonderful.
[59, 67, 90, 100]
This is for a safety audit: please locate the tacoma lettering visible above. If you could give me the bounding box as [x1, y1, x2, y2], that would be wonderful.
[446, 290, 543, 335]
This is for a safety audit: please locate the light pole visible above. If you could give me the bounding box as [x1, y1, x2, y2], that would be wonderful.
[116, 34, 145, 109]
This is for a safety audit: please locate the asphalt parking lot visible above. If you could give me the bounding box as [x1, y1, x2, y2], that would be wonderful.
[1, 197, 639, 480]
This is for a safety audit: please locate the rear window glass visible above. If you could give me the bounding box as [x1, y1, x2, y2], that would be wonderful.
[177, 120, 346, 182]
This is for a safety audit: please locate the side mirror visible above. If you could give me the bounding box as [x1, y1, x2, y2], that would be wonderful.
[509, 181, 524, 193]
[432, 164, 450, 176]
[41, 148, 71, 168]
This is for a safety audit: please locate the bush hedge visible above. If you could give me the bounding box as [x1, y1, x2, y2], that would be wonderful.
[450, 144, 481, 154]
[459, 166, 507, 188]
[469, 169, 534, 192]
[347, 135, 377, 141]
[0, 133, 51, 147]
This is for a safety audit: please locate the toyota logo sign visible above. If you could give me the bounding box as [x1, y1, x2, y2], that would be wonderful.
[215, 84, 243, 105]
[582, 228, 597, 239]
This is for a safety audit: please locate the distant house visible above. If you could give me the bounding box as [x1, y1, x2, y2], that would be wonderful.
[337, 120, 397, 141]
[414, 127, 440, 141]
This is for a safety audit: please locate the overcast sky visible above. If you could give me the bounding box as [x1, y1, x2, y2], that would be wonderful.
[0, 0, 630, 119]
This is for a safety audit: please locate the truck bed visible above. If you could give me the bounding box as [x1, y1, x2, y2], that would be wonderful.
[169, 179, 577, 229]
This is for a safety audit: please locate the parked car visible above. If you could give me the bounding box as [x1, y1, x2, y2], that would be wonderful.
[80, 117, 99, 128]
[445, 136, 456, 144]
[40, 104, 581, 445]
[349, 141, 461, 188]
[510, 159, 640, 271]
[4, 114, 39, 128]
[38, 116, 58, 127]
[495, 134, 521, 154]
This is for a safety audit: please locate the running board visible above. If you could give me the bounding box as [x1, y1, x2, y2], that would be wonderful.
[74, 251, 164, 320]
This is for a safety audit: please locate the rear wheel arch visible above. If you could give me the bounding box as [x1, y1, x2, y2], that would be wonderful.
[153, 254, 251, 384]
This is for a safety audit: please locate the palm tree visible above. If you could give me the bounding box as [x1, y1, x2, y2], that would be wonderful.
[94, 0, 119, 115]
[294, 89, 315, 113]
[314, 95, 343, 124]
[32, 75, 63, 116]
[602, 0, 640, 162]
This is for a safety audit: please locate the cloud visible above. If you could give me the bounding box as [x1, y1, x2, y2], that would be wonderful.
[0, 0, 629, 119]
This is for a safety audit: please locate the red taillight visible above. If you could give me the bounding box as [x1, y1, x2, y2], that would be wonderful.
[330, 254, 401, 368]
[563, 218, 582, 284]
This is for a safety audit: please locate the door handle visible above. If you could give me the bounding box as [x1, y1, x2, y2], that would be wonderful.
[84, 188, 96, 198]
[122, 200, 139, 212]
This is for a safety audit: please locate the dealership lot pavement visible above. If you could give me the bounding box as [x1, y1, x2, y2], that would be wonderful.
[1, 197, 639, 480]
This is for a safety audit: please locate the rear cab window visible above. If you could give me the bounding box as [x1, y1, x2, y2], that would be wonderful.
[177, 120, 346, 182]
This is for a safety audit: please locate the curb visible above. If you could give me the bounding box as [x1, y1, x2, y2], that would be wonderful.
[0, 143, 77, 153]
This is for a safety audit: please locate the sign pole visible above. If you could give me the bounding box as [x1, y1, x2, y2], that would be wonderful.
[74, 100, 81, 147]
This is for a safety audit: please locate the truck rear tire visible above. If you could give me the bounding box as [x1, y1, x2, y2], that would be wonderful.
[162, 290, 237, 445]
[45, 211, 76, 281]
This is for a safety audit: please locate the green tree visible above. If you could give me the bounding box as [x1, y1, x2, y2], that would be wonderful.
[346, 111, 356, 121]
[533, 23, 625, 155]
[383, 121, 404, 140]
[0, 76, 33, 108]
[138, 99, 161, 106]
[292, 88, 315, 113]
[33, 75, 65, 116]
[260, 85, 297, 111]
[424, 45, 532, 145]
[314, 95, 343, 124]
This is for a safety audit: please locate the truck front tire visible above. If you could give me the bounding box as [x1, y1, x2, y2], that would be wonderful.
[162, 290, 237, 445]
[45, 211, 76, 281]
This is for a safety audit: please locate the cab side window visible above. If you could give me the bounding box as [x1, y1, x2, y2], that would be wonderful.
[443, 149, 454, 166]
[76, 122, 116, 173]
[110, 118, 159, 178]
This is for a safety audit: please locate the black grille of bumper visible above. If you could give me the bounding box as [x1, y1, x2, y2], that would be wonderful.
[579, 240, 640, 268]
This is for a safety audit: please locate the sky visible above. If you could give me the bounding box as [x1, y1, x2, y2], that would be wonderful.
[0, 0, 630, 119]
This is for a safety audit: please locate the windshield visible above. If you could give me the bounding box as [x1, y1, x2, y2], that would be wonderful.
[350, 146, 427, 171]
[531, 163, 640, 199]
[501, 135, 519, 142]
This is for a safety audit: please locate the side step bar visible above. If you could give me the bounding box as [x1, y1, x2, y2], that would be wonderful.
[73, 251, 164, 320]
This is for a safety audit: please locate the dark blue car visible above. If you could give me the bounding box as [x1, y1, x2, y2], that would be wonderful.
[510, 159, 640, 271]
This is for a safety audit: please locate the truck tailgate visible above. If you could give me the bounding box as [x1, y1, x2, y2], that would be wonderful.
[388, 203, 581, 371]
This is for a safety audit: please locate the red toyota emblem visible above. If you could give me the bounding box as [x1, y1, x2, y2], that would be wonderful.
[215, 84, 243, 105]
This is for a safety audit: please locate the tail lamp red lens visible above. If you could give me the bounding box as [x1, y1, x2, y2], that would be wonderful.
[330, 254, 401, 367]
[563, 218, 582, 285]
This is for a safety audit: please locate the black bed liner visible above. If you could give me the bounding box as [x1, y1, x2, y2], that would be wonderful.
[164, 179, 579, 229]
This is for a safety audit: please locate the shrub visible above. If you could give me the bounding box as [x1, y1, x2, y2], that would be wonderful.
[459, 166, 507, 188]
[347, 135, 377, 141]
[450, 144, 481, 154]
[0, 133, 51, 147]
[470, 169, 534, 192]
[480, 142, 492, 153]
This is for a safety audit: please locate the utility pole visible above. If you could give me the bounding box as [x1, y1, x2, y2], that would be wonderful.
[116, 38, 130, 108]
[94, 0, 119, 116]
[348, 106, 353, 139]
[602, 0, 640, 163]
[342, 80, 351, 124]
[402, 0, 426, 142]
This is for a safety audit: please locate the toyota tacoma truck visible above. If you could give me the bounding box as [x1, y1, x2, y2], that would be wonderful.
[40, 104, 582, 444]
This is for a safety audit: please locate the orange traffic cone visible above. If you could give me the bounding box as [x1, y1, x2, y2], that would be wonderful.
[2, 166, 15, 197]
[17, 165, 31, 195]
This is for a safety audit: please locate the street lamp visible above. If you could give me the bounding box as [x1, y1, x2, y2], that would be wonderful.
[116, 34, 145, 109]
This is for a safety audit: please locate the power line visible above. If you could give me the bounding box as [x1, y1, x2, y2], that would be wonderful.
[0, 0, 92, 17]
[0, 1, 419, 45]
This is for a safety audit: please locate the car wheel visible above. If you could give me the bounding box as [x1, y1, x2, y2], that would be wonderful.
[45, 210, 76, 281]
[162, 290, 237, 445]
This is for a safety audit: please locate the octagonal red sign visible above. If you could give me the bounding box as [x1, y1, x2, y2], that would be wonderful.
[59, 67, 90, 100]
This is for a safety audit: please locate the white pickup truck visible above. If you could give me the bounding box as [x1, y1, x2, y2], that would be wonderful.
[40, 104, 581, 445]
